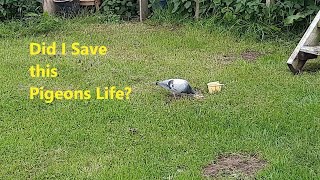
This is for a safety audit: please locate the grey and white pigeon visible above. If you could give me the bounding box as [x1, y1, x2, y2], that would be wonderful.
[156, 79, 195, 97]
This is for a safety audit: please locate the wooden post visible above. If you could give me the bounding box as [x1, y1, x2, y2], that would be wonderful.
[139, 0, 148, 21]
[195, 0, 199, 20]
[43, 0, 56, 14]
[266, 0, 274, 7]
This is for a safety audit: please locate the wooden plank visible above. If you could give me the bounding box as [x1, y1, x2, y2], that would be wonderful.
[43, 0, 56, 14]
[139, 0, 148, 21]
[80, 2, 95, 5]
[195, 0, 199, 20]
[300, 46, 320, 55]
[287, 10, 320, 71]
[266, 0, 274, 7]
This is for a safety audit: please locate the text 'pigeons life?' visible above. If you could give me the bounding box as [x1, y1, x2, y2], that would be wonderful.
[28, 42, 132, 103]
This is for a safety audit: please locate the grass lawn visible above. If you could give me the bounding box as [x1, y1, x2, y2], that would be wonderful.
[0, 19, 319, 179]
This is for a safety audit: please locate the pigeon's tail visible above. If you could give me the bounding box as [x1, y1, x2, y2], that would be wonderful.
[191, 85, 196, 94]
[185, 84, 195, 94]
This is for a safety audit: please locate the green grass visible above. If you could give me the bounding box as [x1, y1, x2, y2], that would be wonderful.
[0, 19, 320, 179]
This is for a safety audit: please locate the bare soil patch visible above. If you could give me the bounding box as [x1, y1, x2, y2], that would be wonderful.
[217, 54, 237, 64]
[241, 50, 262, 62]
[166, 93, 195, 101]
[203, 153, 267, 179]
[165, 91, 204, 103]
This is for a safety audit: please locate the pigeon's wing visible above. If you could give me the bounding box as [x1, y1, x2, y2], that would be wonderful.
[171, 79, 195, 94]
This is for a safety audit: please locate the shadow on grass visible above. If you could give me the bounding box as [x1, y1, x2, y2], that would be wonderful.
[304, 60, 320, 73]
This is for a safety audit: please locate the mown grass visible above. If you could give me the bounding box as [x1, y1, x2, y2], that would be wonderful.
[0, 17, 319, 179]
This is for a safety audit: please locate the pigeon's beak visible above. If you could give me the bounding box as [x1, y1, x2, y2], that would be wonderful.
[155, 80, 160, 85]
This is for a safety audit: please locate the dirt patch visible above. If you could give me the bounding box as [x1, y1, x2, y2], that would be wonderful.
[128, 127, 138, 135]
[166, 93, 195, 101]
[217, 54, 237, 65]
[241, 50, 262, 62]
[203, 153, 267, 178]
[165, 91, 204, 103]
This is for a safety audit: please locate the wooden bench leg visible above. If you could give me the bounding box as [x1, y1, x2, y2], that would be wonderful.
[43, 0, 56, 14]
[296, 60, 307, 73]
[95, 0, 100, 11]
[297, 52, 317, 73]
[287, 10, 320, 74]
[288, 52, 317, 74]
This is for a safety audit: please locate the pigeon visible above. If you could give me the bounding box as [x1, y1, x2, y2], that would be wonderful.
[156, 79, 195, 97]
